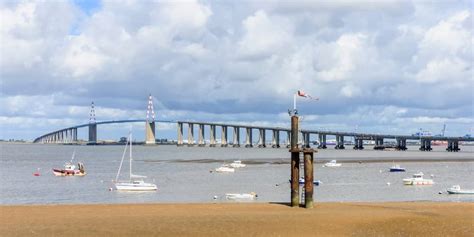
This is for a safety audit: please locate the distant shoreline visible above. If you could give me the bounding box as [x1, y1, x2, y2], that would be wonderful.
[1, 202, 472, 236]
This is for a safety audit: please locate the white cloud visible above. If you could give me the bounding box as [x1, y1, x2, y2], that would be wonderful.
[0, 1, 472, 140]
[238, 10, 293, 59]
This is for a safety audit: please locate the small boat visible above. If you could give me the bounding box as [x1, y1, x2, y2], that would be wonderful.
[33, 168, 40, 176]
[225, 192, 257, 200]
[447, 185, 474, 194]
[389, 164, 406, 172]
[288, 178, 322, 186]
[114, 132, 157, 191]
[52, 151, 86, 176]
[403, 172, 433, 185]
[323, 160, 341, 167]
[215, 165, 235, 173]
[230, 160, 246, 168]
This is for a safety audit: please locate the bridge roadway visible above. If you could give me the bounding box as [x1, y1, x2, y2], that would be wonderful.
[34, 119, 474, 152]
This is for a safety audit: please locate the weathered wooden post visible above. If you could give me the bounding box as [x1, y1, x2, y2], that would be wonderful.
[290, 115, 300, 207]
[303, 149, 314, 208]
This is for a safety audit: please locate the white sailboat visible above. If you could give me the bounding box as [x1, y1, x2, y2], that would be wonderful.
[114, 133, 157, 191]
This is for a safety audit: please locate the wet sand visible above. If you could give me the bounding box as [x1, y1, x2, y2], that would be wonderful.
[1, 202, 472, 236]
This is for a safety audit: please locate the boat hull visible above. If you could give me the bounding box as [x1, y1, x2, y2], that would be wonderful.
[324, 164, 341, 167]
[115, 183, 157, 191]
[225, 193, 257, 200]
[403, 179, 433, 185]
[215, 167, 235, 173]
[447, 189, 474, 194]
[52, 169, 86, 177]
[390, 168, 406, 172]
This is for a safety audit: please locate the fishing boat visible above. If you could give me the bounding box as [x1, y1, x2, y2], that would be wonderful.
[323, 160, 341, 167]
[389, 164, 406, 172]
[114, 133, 157, 191]
[447, 185, 474, 194]
[230, 160, 246, 168]
[403, 172, 433, 185]
[215, 165, 235, 173]
[225, 192, 257, 200]
[52, 151, 86, 176]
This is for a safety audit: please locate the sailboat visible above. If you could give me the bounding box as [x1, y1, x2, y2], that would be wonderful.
[114, 132, 157, 191]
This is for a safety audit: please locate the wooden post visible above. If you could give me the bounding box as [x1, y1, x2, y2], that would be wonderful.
[290, 115, 299, 207]
[304, 150, 314, 208]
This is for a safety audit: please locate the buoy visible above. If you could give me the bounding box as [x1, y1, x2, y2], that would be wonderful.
[387, 182, 391, 186]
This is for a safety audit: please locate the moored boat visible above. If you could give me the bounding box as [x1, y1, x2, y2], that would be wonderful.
[447, 185, 474, 194]
[215, 165, 235, 173]
[389, 164, 406, 172]
[323, 160, 341, 167]
[114, 132, 157, 191]
[230, 160, 246, 168]
[403, 172, 433, 185]
[225, 192, 257, 200]
[52, 151, 86, 176]
[297, 178, 322, 186]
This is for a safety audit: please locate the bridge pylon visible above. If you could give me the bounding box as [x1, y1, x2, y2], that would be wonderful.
[88, 101, 97, 144]
[145, 94, 156, 145]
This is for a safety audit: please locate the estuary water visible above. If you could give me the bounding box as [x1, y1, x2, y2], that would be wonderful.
[1, 143, 473, 205]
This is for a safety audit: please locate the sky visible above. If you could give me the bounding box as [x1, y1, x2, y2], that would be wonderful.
[0, 0, 473, 141]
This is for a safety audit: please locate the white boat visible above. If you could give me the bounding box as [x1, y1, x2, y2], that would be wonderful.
[230, 160, 246, 168]
[323, 160, 341, 167]
[225, 192, 257, 200]
[215, 165, 235, 173]
[52, 150, 86, 176]
[447, 185, 474, 194]
[114, 132, 157, 191]
[403, 172, 433, 185]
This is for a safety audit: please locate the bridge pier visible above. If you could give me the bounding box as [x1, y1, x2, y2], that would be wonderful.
[374, 137, 384, 150]
[286, 131, 291, 148]
[272, 130, 280, 148]
[221, 126, 228, 147]
[145, 121, 156, 145]
[396, 138, 407, 150]
[210, 125, 216, 147]
[177, 122, 184, 146]
[198, 124, 205, 146]
[233, 127, 240, 147]
[258, 129, 266, 148]
[302, 132, 310, 148]
[353, 138, 364, 150]
[318, 134, 327, 149]
[335, 135, 345, 149]
[187, 123, 195, 146]
[446, 140, 460, 152]
[245, 128, 253, 148]
[419, 139, 432, 151]
[88, 124, 97, 145]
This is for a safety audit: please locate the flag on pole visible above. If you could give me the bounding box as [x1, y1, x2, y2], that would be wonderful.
[297, 90, 318, 100]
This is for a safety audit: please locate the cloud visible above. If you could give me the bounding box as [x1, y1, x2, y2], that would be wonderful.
[0, 1, 472, 140]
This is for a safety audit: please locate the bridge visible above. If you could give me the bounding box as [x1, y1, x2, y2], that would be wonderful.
[33, 95, 474, 152]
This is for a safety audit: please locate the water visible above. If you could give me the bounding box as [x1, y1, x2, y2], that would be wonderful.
[1, 143, 473, 205]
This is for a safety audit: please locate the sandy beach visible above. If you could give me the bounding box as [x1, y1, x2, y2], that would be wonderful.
[1, 202, 472, 236]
